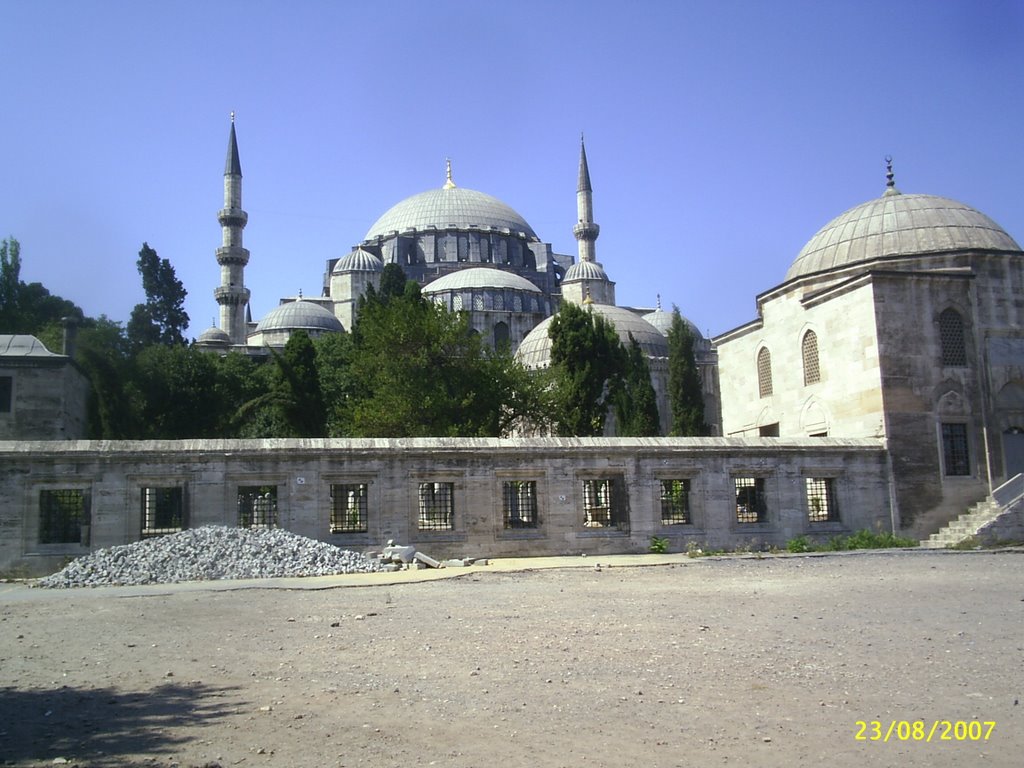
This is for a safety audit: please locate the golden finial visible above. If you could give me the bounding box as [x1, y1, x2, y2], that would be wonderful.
[443, 158, 456, 189]
[583, 285, 594, 305]
[656, 293, 662, 311]
[230, 110, 236, 124]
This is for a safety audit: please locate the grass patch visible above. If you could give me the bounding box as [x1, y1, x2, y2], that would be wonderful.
[786, 529, 918, 553]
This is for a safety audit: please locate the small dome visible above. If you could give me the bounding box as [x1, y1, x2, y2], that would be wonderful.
[196, 326, 231, 345]
[641, 308, 702, 339]
[255, 300, 344, 334]
[563, 260, 609, 282]
[333, 248, 384, 274]
[516, 304, 668, 369]
[365, 185, 538, 241]
[422, 267, 542, 294]
[787, 192, 1021, 281]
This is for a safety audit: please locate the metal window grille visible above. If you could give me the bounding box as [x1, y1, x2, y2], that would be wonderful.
[660, 479, 691, 525]
[583, 478, 620, 528]
[473, 294, 485, 311]
[418, 482, 454, 531]
[939, 309, 967, 366]
[141, 487, 185, 537]
[805, 478, 839, 522]
[0, 375, 12, 413]
[802, 331, 821, 385]
[735, 477, 767, 523]
[330, 483, 368, 533]
[39, 489, 87, 544]
[941, 423, 971, 476]
[757, 348, 773, 398]
[494, 291, 505, 311]
[452, 294, 463, 311]
[237, 485, 279, 528]
[502, 481, 538, 528]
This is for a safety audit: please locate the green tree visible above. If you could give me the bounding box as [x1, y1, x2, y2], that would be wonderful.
[547, 303, 626, 436]
[614, 333, 661, 436]
[74, 316, 139, 438]
[343, 268, 522, 437]
[1, 237, 83, 335]
[667, 308, 706, 436]
[131, 344, 223, 438]
[127, 242, 189, 348]
[237, 332, 327, 437]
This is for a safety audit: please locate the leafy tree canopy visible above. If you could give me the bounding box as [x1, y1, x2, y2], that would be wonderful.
[127, 242, 189, 349]
[667, 308, 706, 436]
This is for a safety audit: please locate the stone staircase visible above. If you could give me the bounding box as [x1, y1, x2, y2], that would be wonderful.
[920, 474, 1024, 549]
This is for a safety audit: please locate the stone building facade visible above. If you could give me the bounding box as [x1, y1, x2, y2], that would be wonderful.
[0, 437, 890, 577]
[0, 335, 89, 441]
[714, 168, 1024, 534]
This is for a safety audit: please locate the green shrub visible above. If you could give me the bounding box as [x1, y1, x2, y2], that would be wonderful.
[649, 535, 669, 554]
[786, 535, 812, 553]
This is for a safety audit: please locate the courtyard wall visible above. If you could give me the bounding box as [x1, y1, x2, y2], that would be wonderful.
[0, 437, 891, 577]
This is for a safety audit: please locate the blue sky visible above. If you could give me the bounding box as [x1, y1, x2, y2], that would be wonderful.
[3, 0, 1022, 339]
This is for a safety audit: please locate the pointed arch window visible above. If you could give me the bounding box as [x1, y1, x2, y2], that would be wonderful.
[802, 330, 821, 385]
[939, 308, 967, 366]
[757, 347, 773, 398]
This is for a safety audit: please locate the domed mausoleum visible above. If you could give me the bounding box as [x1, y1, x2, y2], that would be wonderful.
[714, 161, 1024, 535]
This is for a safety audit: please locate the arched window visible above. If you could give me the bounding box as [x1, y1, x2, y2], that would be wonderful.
[493, 322, 510, 348]
[757, 347, 773, 398]
[802, 330, 820, 385]
[939, 308, 967, 366]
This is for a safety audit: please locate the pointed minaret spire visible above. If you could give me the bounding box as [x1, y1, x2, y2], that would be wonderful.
[443, 158, 457, 189]
[883, 155, 901, 197]
[573, 134, 600, 263]
[214, 114, 251, 345]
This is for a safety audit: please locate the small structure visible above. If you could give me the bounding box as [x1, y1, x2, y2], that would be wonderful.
[0, 334, 89, 440]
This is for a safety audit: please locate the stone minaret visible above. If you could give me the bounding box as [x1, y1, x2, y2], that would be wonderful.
[572, 134, 600, 264]
[214, 114, 251, 345]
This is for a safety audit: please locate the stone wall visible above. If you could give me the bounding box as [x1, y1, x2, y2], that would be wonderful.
[0, 437, 891, 577]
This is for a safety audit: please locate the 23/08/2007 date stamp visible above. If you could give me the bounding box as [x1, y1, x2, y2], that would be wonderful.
[855, 720, 995, 742]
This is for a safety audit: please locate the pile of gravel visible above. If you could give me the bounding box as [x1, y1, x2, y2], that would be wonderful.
[36, 525, 380, 588]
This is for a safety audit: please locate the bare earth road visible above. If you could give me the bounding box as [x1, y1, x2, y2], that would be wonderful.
[0, 550, 1021, 768]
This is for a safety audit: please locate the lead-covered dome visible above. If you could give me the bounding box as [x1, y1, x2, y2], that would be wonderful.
[364, 185, 538, 242]
[333, 248, 383, 274]
[423, 267, 542, 294]
[255, 300, 344, 334]
[786, 191, 1021, 281]
[516, 304, 669, 369]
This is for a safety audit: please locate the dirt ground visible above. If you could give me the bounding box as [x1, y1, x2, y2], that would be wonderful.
[0, 550, 1021, 768]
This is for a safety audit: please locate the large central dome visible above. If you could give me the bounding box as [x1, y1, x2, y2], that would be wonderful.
[786, 192, 1021, 281]
[364, 185, 538, 242]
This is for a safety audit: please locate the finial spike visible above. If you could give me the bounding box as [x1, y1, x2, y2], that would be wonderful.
[298, 288, 303, 298]
[230, 110, 235, 123]
[883, 155, 901, 196]
[656, 293, 662, 311]
[444, 158, 456, 189]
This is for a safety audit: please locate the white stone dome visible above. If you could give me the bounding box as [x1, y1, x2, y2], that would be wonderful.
[333, 248, 383, 273]
[422, 267, 542, 294]
[364, 185, 538, 241]
[563, 260, 609, 282]
[255, 300, 344, 334]
[516, 304, 669, 369]
[787, 191, 1021, 281]
[196, 326, 231, 345]
[641, 308, 702, 339]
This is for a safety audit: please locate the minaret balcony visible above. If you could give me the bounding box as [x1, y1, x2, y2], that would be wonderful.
[218, 208, 248, 227]
[214, 286, 251, 305]
[573, 222, 600, 240]
[216, 246, 250, 265]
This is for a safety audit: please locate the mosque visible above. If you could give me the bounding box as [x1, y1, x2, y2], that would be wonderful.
[188, 119, 1024, 532]
[195, 119, 721, 435]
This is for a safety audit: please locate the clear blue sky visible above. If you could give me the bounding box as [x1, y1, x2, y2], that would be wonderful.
[3, 0, 1022, 339]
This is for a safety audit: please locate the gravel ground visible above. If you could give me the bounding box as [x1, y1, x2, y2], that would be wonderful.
[1, 550, 1021, 767]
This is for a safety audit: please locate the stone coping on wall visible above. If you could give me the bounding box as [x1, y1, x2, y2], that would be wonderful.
[0, 436, 887, 458]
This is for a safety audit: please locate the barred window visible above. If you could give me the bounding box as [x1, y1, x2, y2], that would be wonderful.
[805, 478, 839, 522]
[452, 294, 463, 311]
[735, 477, 767, 523]
[494, 291, 505, 311]
[582, 478, 625, 528]
[238, 485, 278, 528]
[802, 331, 820, 385]
[660, 479, 691, 525]
[473, 293, 485, 311]
[502, 480, 538, 529]
[939, 309, 967, 366]
[39, 489, 88, 545]
[941, 423, 970, 476]
[418, 482, 454, 531]
[757, 347, 773, 398]
[330, 483, 368, 533]
[141, 487, 185, 537]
